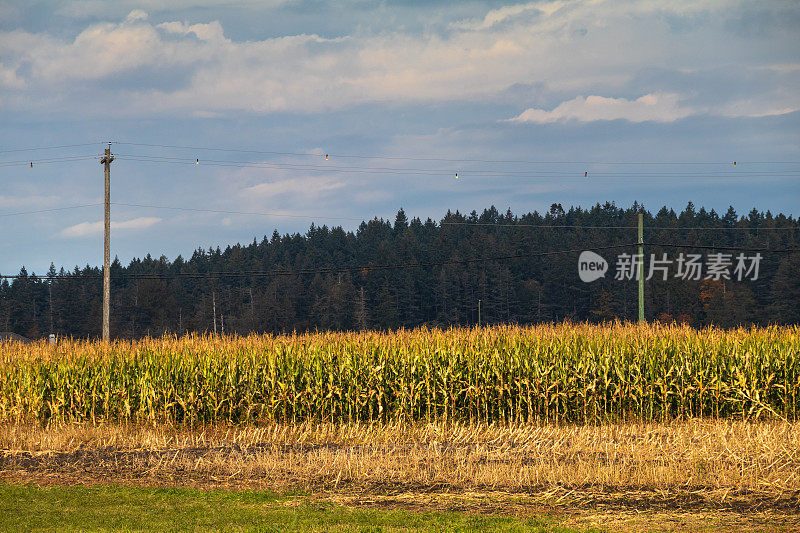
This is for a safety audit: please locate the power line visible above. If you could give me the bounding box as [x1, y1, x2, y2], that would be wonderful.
[0, 242, 640, 280]
[0, 142, 103, 154]
[2, 241, 797, 281]
[115, 155, 456, 176]
[642, 242, 800, 253]
[115, 155, 458, 176]
[115, 153, 799, 175]
[0, 155, 100, 167]
[1, 198, 794, 233]
[2, 140, 798, 168]
[116, 200, 800, 232]
[112, 141, 800, 166]
[113, 155, 800, 179]
[113, 152, 800, 176]
[113, 202, 365, 222]
[440, 221, 799, 231]
[115, 153, 474, 174]
[120, 201, 800, 231]
[113, 141, 323, 160]
[0, 203, 103, 218]
[0, 144, 796, 180]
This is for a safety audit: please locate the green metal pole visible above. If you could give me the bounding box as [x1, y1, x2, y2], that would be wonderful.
[638, 213, 644, 323]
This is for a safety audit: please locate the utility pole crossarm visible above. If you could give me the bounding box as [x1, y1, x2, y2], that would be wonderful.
[101, 145, 114, 342]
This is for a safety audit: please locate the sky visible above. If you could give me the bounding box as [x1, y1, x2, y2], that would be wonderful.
[0, 0, 798, 275]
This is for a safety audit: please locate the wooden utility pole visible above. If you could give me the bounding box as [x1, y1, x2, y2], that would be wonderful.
[638, 213, 644, 323]
[100, 145, 114, 341]
[212, 291, 217, 335]
[249, 287, 255, 331]
[48, 282, 54, 335]
[358, 286, 367, 330]
[537, 286, 541, 322]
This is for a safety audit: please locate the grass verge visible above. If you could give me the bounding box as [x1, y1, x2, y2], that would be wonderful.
[0, 483, 588, 533]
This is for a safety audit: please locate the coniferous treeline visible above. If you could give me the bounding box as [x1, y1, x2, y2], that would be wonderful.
[1, 202, 799, 339]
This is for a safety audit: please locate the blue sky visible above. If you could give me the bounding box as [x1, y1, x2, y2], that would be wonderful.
[0, 0, 798, 274]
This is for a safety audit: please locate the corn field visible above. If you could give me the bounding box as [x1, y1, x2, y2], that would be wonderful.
[1, 323, 797, 424]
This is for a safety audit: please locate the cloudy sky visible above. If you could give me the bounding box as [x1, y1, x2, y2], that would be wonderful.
[1, 0, 798, 274]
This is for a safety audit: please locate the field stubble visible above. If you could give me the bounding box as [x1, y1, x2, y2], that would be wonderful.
[1, 420, 798, 513]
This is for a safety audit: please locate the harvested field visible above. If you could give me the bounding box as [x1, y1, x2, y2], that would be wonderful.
[2, 419, 798, 516]
[3, 325, 799, 530]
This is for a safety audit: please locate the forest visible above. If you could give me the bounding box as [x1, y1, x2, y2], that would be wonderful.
[1, 201, 798, 339]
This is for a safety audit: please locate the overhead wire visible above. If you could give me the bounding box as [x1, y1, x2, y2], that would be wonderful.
[111, 141, 800, 166]
[112, 202, 366, 222]
[115, 200, 800, 231]
[0, 142, 104, 154]
[0, 155, 100, 167]
[0, 142, 796, 274]
[1, 140, 798, 168]
[642, 242, 800, 253]
[111, 153, 800, 178]
[1, 198, 796, 233]
[0, 203, 103, 218]
[0, 242, 641, 279]
[439, 221, 800, 231]
[1, 142, 796, 180]
[1, 242, 797, 281]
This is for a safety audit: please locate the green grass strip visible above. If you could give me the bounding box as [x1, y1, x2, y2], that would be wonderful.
[0, 483, 598, 533]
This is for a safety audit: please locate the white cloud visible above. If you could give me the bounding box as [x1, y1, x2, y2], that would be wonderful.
[719, 100, 800, 118]
[242, 177, 345, 199]
[125, 9, 148, 22]
[0, 195, 60, 209]
[755, 63, 800, 74]
[0, 62, 25, 89]
[57, 217, 162, 238]
[0, 0, 794, 121]
[55, 1, 286, 20]
[452, 2, 546, 30]
[157, 20, 226, 42]
[14, 22, 166, 82]
[509, 93, 696, 123]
